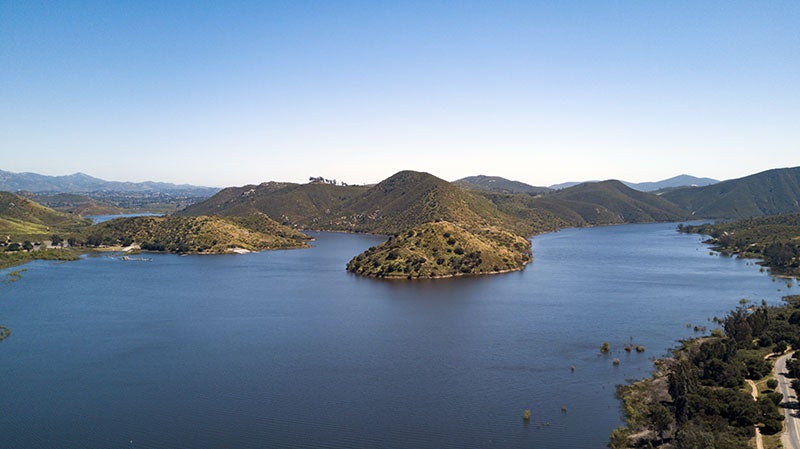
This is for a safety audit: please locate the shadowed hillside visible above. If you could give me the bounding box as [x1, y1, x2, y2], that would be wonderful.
[662, 166, 800, 219]
[481, 180, 689, 227]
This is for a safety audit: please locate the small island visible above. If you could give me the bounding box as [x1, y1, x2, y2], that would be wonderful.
[346, 221, 531, 279]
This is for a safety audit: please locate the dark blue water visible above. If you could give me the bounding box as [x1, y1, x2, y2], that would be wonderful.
[0, 223, 791, 448]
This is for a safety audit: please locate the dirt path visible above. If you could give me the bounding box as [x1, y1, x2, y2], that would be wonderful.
[746, 379, 764, 449]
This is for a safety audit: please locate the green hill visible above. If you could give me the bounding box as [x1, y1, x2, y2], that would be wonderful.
[315, 171, 528, 234]
[453, 175, 551, 195]
[662, 166, 800, 219]
[346, 221, 531, 278]
[82, 214, 310, 253]
[0, 192, 91, 241]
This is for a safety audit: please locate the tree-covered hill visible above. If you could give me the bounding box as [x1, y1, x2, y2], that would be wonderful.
[662, 166, 800, 219]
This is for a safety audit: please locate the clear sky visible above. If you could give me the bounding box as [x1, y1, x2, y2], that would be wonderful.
[1, 1, 798, 187]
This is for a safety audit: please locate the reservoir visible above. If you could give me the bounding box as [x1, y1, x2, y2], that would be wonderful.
[0, 223, 790, 448]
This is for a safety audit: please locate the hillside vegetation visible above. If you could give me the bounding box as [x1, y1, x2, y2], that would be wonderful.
[663, 167, 800, 219]
[81, 214, 310, 253]
[346, 221, 531, 278]
[680, 213, 800, 276]
[0, 192, 91, 241]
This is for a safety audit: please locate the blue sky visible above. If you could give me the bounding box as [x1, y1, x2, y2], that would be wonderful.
[1, 1, 798, 187]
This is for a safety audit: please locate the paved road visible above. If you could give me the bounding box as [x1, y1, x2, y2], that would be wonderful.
[775, 353, 800, 449]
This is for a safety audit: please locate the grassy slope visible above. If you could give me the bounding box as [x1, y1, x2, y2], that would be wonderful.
[662, 166, 800, 219]
[85, 214, 310, 253]
[346, 221, 531, 278]
[0, 192, 91, 240]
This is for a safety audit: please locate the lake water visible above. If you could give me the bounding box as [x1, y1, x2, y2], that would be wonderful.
[0, 223, 791, 448]
[88, 213, 162, 224]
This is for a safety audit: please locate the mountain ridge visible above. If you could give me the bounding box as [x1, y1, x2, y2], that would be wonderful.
[548, 174, 718, 192]
[0, 169, 219, 196]
[661, 166, 800, 218]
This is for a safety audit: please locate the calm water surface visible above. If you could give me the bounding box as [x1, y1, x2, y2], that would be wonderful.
[0, 223, 791, 448]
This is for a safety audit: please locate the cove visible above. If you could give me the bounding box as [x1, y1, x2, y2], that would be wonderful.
[0, 222, 789, 448]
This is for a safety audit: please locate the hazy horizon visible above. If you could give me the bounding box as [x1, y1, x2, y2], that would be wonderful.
[2, 2, 798, 187]
[0, 165, 752, 189]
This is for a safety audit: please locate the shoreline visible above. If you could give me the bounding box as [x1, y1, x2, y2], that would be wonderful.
[349, 258, 533, 281]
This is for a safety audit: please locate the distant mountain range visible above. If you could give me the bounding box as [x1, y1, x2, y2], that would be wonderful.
[548, 174, 718, 192]
[0, 169, 218, 196]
